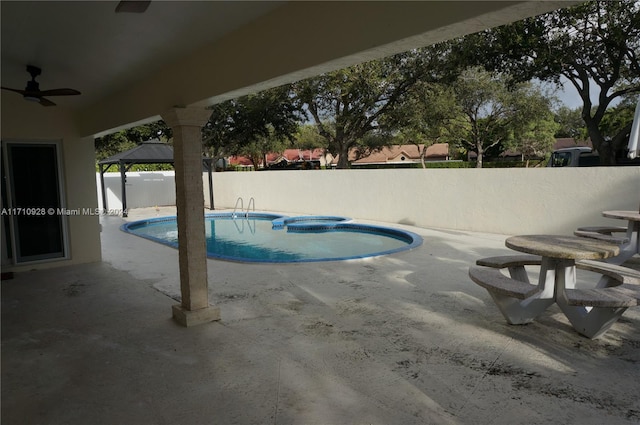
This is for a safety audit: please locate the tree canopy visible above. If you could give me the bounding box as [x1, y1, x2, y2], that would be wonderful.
[431, 68, 558, 167]
[294, 46, 454, 168]
[456, 0, 640, 163]
[202, 86, 301, 168]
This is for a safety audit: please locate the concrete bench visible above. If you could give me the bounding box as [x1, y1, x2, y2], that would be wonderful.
[568, 259, 640, 307]
[563, 286, 639, 308]
[476, 254, 542, 284]
[557, 260, 640, 338]
[576, 225, 628, 235]
[476, 254, 542, 268]
[575, 259, 640, 285]
[573, 230, 629, 245]
[468, 263, 554, 325]
[574, 225, 629, 245]
[469, 266, 539, 299]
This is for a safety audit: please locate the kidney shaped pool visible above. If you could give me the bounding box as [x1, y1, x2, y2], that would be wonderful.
[121, 213, 423, 263]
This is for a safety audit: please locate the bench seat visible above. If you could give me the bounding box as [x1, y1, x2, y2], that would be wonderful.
[566, 260, 640, 307]
[468, 266, 539, 299]
[564, 285, 640, 308]
[476, 254, 542, 268]
[576, 225, 627, 235]
[573, 230, 629, 245]
[575, 225, 629, 245]
[575, 259, 640, 284]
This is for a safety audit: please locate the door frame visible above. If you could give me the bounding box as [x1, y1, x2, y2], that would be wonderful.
[2, 139, 70, 265]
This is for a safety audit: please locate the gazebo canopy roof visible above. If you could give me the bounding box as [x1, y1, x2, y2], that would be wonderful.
[97, 139, 215, 216]
[98, 140, 175, 165]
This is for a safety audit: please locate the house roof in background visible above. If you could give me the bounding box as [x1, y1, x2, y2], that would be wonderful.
[229, 156, 255, 166]
[425, 143, 450, 158]
[282, 149, 326, 161]
[347, 143, 450, 164]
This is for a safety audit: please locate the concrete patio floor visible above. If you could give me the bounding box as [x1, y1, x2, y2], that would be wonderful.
[2, 207, 639, 425]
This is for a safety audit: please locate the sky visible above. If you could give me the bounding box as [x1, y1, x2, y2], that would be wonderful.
[542, 75, 635, 111]
[540, 76, 602, 110]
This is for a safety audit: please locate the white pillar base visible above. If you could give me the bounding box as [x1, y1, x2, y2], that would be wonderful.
[172, 304, 221, 327]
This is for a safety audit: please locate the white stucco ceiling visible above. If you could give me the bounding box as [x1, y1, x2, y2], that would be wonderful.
[1, 1, 574, 137]
[1, 1, 285, 108]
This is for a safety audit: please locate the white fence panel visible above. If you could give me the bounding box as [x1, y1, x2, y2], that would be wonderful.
[96, 171, 176, 211]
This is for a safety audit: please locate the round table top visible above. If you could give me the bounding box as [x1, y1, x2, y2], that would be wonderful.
[602, 210, 640, 222]
[505, 235, 620, 260]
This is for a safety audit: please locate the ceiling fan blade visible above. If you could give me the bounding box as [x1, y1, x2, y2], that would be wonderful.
[38, 88, 81, 96]
[1, 86, 27, 95]
[115, 1, 151, 13]
[39, 97, 56, 107]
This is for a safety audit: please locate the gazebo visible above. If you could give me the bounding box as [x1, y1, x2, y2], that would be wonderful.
[98, 140, 214, 217]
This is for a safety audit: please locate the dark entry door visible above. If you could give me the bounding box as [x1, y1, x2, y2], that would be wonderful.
[6, 142, 67, 263]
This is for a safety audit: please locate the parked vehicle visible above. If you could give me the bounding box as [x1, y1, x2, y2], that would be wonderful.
[549, 99, 640, 167]
[547, 147, 600, 167]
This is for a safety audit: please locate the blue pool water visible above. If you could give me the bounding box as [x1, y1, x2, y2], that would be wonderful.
[122, 213, 422, 263]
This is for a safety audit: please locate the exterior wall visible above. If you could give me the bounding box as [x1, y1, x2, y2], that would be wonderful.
[210, 168, 640, 236]
[97, 171, 176, 211]
[1, 96, 102, 271]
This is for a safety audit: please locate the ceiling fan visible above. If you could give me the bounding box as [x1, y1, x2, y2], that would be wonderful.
[1, 65, 81, 107]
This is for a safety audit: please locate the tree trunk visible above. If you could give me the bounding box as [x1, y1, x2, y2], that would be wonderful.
[585, 120, 614, 165]
[476, 145, 483, 168]
[337, 147, 350, 169]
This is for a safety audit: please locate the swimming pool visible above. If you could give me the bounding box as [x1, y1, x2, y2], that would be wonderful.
[121, 213, 423, 263]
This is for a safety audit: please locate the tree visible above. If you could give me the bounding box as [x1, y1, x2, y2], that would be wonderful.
[389, 82, 461, 168]
[238, 127, 289, 169]
[511, 109, 560, 167]
[598, 98, 638, 140]
[95, 132, 136, 163]
[293, 124, 327, 151]
[443, 68, 552, 167]
[554, 106, 586, 140]
[94, 120, 172, 169]
[504, 84, 560, 166]
[202, 85, 301, 169]
[458, 0, 640, 164]
[294, 47, 451, 169]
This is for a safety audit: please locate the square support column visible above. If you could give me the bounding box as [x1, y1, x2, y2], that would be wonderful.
[162, 107, 220, 327]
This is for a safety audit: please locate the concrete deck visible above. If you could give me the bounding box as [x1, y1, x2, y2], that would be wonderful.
[2, 207, 639, 424]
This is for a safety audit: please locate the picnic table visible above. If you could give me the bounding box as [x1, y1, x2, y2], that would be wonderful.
[469, 234, 640, 338]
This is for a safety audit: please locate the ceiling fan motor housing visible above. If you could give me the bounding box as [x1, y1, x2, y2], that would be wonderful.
[25, 65, 42, 95]
[25, 80, 40, 92]
[26, 65, 42, 78]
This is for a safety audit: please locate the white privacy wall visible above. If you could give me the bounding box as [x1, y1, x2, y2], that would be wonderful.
[95, 168, 640, 235]
[209, 167, 640, 236]
[96, 171, 176, 210]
